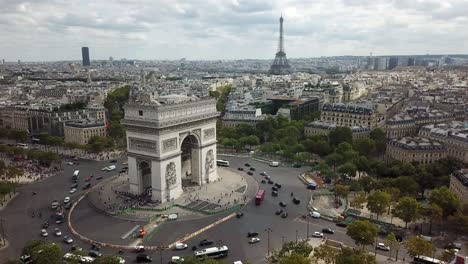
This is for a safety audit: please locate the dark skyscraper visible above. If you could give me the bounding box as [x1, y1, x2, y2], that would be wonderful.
[82, 47, 90, 66]
[388, 57, 399, 70]
[407, 57, 415, 66]
[269, 16, 292, 75]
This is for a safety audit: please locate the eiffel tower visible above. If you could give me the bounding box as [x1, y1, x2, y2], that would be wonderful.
[269, 15, 292, 75]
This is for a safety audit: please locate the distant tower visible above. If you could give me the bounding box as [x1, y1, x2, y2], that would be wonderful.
[109, 56, 113, 66]
[87, 70, 92, 83]
[269, 15, 292, 75]
[82, 47, 90, 66]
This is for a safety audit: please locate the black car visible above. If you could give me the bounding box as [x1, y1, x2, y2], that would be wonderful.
[272, 186, 279, 192]
[42, 222, 49, 229]
[191, 246, 198, 251]
[247, 171, 253, 176]
[322, 228, 334, 234]
[136, 254, 153, 263]
[88, 250, 102, 258]
[236, 212, 244, 218]
[70, 183, 78, 189]
[293, 198, 301, 205]
[247, 232, 259, 238]
[244, 163, 251, 167]
[110, 159, 117, 163]
[64, 203, 71, 209]
[96, 176, 103, 180]
[265, 176, 271, 180]
[82, 183, 91, 190]
[268, 180, 274, 184]
[293, 163, 302, 168]
[275, 209, 283, 215]
[119, 169, 126, 173]
[281, 212, 288, 218]
[274, 183, 282, 189]
[279, 202, 287, 207]
[272, 190, 278, 197]
[199, 239, 214, 246]
[336, 222, 347, 228]
[445, 242, 462, 250]
[249, 167, 256, 171]
[395, 234, 404, 242]
[261, 179, 266, 184]
[238, 167, 244, 171]
[91, 244, 101, 251]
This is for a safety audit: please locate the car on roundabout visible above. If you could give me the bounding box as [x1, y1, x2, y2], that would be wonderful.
[136, 254, 152, 263]
[247, 232, 259, 238]
[63, 236, 74, 244]
[175, 243, 188, 250]
[134, 245, 145, 253]
[238, 167, 244, 171]
[322, 228, 334, 234]
[41, 229, 48, 237]
[312, 232, 324, 238]
[244, 163, 251, 167]
[268, 180, 274, 184]
[275, 209, 283, 215]
[279, 201, 287, 207]
[260, 172, 268, 176]
[69, 188, 77, 194]
[199, 239, 214, 246]
[249, 237, 261, 244]
[247, 171, 253, 176]
[281, 212, 288, 218]
[261, 179, 266, 184]
[272, 190, 278, 197]
[54, 228, 62, 236]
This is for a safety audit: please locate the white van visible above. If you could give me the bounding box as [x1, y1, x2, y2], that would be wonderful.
[269, 161, 279, 167]
[310, 211, 321, 219]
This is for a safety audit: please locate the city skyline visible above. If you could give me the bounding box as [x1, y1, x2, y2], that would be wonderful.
[1, 0, 468, 61]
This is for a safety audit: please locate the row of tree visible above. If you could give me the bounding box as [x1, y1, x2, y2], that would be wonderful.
[0, 145, 60, 167]
[103, 85, 130, 146]
[0, 128, 28, 142]
[209, 84, 232, 112]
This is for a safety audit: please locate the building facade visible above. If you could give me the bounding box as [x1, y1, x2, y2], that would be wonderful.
[386, 110, 455, 139]
[450, 169, 468, 204]
[304, 120, 370, 141]
[82, 47, 90, 66]
[321, 103, 384, 130]
[221, 107, 265, 128]
[64, 120, 107, 145]
[386, 137, 447, 164]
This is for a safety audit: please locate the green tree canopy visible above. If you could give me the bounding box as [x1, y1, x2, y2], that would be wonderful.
[405, 236, 434, 257]
[336, 248, 376, 264]
[366, 190, 391, 220]
[353, 138, 376, 157]
[429, 186, 460, 217]
[346, 220, 377, 248]
[93, 256, 123, 264]
[30, 242, 62, 264]
[329, 127, 353, 146]
[393, 197, 421, 229]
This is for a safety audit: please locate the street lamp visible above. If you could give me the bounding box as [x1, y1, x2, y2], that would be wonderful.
[265, 228, 272, 256]
[295, 230, 298, 243]
[306, 214, 310, 239]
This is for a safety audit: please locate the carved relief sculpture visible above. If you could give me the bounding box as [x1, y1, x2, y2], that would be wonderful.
[203, 128, 215, 140]
[162, 138, 177, 152]
[129, 137, 157, 153]
[165, 162, 177, 187]
[205, 149, 215, 171]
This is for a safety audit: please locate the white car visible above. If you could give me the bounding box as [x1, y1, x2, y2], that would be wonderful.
[310, 211, 321, 219]
[54, 228, 62, 236]
[66, 162, 74, 165]
[312, 232, 323, 238]
[69, 188, 77, 194]
[41, 229, 48, 237]
[376, 243, 390, 251]
[171, 256, 184, 263]
[249, 237, 261, 244]
[64, 197, 70, 203]
[175, 243, 188, 250]
[116, 256, 126, 264]
[63, 236, 74, 244]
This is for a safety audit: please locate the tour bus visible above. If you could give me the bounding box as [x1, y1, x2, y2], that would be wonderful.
[63, 253, 95, 263]
[194, 246, 229, 259]
[216, 160, 230, 167]
[16, 143, 29, 149]
[255, 189, 265, 206]
[72, 170, 80, 181]
[413, 255, 444, 264]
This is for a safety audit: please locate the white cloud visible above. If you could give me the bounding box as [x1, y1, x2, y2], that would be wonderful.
[0, 0, 467, 61]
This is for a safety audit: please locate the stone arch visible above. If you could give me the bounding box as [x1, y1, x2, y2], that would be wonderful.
[138, 160, 152, 196]
[180, 134, 200, 186]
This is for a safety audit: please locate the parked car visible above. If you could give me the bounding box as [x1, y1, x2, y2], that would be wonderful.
[272, 186, 279, 192]
[336, 222, 347, 227]
[66, 162, 74, 165]
[272, 190, 278, 197]
[268, 180, 274, 184]
[260, 172, 267, 176]
[312, 232, 324, 238]
[274, 183, 282, 189]
[64, 203, 71, 209]
[170, 256, 184, 263]
[322, 228, 334, 234]
[136, 254, 152, 263]
[134, 245, 145, 252]
[110, 159, 117, 163]
[275, 209, 283, 215]
[42, 222, 49, 229]
[89, 250, 102, 257]
[63, 236, 74, 244]
[279, 202, 287, 207]
[199, 239, 214, 246]
[249, 167, 256, 171]
[70, 183, 78, 189]
[54, 228, 62, 236]
[69, 188, 77, 194]
[238, 167, 244, 171]
[249, 237, 261, 244]
[310, 211, 321, 219]
[175, 243, 188, 250]
[247, 232, 259, 238]
[261, 179, 266, 184]
[376, 243, 390, 251]
[292, 163, 302, 168]
[64, 197, 70, 203]
[247, 171, 253, 176]
[265, 176, 271, 181]
[281, 212, 288, 218]
[244, 163, 251, 167]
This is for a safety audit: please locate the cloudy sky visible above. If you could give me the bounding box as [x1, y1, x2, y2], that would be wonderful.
[1, 0, 467, 61]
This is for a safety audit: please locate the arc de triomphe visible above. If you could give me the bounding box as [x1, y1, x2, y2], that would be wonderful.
[121, 94, 219, 203]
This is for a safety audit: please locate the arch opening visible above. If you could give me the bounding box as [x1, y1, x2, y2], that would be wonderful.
[180, 134, 200, 187]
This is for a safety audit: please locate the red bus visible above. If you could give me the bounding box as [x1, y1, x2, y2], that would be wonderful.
[255, 189, 265, 205]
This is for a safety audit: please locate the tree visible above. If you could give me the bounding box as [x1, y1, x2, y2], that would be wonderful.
[422, 203, 442, 234]
[181, 256, 224, 264]
[279, 253, 311, 264]
[338, 162, 357, 178]
[335, 247, 376, 264]
[447, 212, 468, 238]
[30, 242, 62, 264]
[393, 197, 421, 229]
[439, 249, 457, 263]
[429, 186, 460, 217]
[385, 233, 400, 260]
[370, 128, 386, 155]
[329, 127, 353, 146]
[405, 236, 434, 258]
[272, 241, 313, 262]
[93, 256, 123, 264]
[22, 240, 45, 256]
[335, 184, 350, 205]
[391, 176, 420, 197]
[346, 220, 377, 248]
[358, 176, 375, 194]
[4, 260, 21, 264]
[350, 192, 367, 210]
[312, 244, 338, 264]
[366, 190, 391, 220]
[354, 138, 376, 157]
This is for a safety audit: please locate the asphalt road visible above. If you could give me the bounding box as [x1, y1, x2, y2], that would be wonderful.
[1, 154, 418, 264]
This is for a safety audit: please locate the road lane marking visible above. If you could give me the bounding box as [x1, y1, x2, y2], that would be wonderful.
[121, 225, 140, 240]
